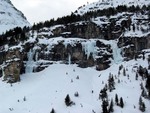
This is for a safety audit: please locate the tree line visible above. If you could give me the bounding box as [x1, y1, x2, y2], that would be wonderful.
[0, 4, 149, 46]
[32, 4, 150, 30]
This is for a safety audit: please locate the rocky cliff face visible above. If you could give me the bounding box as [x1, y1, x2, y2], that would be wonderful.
[0, 1, 150, 83]
[51, 21, 122, 40]
[24, 37, 113, 72]
[75, 0, 150, 15]
[118, 35, 150, 60]
[1, 20, 150, 83]
[0, 47, 23, 82]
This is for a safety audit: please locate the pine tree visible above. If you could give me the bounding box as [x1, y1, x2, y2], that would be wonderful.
[139, 97, 146, 112]
[118, 79, 120, 83]
[99, 86, 108, 100]
[142, 52, 145, 60]
[23, 96, 26, 101]
[74, 92, 79, 97]
[123, 68, 126, 76]
[102, 99, 109, 113]
[109, 99, 114, 112]
[65, 94, 72, 106]
[141, 102, 146, 112]
[135, 73, 138, 80]
[108, 75, 115, 92]
[140, 83, 144, 90]
[120, 97, 124, 108]
[50, 108, 55, 113]
[132, 24, 135, 32]
[141, 88, 147, 98]
[139, 96, 142, 105]
[146, 76, 150, 97]
[115, 94, 119, 105]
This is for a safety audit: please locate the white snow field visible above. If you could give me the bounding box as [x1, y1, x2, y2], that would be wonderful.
[0, 52, 150, 113]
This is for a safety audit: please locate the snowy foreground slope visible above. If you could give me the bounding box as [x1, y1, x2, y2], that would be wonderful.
[0, 52, 150, 113]
[0, 0, 30, 34]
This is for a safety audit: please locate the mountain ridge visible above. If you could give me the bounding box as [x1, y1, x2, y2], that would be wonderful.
[75, 0, 150, 15]
[0, 1, 150, 113]
[0, 0, 30, 34]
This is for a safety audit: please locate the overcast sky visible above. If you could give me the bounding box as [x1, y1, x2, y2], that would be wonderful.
[11, 0, 98, 25]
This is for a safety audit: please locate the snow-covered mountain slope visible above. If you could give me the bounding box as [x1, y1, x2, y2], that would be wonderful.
[0, 51, 150, 113]
[0, 0, 30, 34]
[91, 12, 150, 37]
[0, 0, 150, 112]
[75, 0, 150, 15]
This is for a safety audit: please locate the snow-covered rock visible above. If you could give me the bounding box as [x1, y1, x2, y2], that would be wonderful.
[0, 52, 150, 113]
[75, 0, 150, 15]
[0, 0, 30, 34]
[0, 0, 150, 112]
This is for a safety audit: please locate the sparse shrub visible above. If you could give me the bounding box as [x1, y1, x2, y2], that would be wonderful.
[123, 68, 126, 76]
[146, 76, 150, 97]
[120, 97, 124, 108]
[99, 86, 108, 101]
[140, 83, 144, 90]
[119, 65, 123, 71]
[23, 96, 26, 101]
[108, 99, 114, 112]
[9, 108, 14, 111]
[135, 73, 138, 80]
[118, 70, 120, 75]
[108, 75, 115, 92]
[65, 94, 74, 106]
[118, 79, 120, 83]
[141, 88, 147, 98]
[102, 99, 109, 113]
[92, 109, 96, 113]
[73, 69, 75, 72]
[115, 94, 118, 105]
[127, 74, 129, 79]
[50, 108, 55, 113]
[92, 90, 94, 93]
[139, 97, 146, 112]
[76, 76, 79, 79]
[74, 92, 79, 97]
[102, 81, 104, 84]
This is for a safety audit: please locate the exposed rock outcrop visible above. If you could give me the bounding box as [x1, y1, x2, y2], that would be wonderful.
[118, 35, 150, 60]
[51, 21, 123, 40]
[0, 1, 150, 83]
[1, 48, 23, 83]
[31, 39, 113, 71]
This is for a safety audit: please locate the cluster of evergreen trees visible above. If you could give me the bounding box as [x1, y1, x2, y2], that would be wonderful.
[0, 4, 149, 46]
[32, 4, 150, 30]
[139, 96, 146, 112]
[137, 64, 150, 112]
[138, 65, 150, 97]
[32, 13, 82, 30]
[0, 26, 30, 46]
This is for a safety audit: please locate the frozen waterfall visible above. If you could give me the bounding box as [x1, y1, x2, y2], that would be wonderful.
[68, 54, 71, 65]
[111, 40, 123, 64]
[25, 49, 35, 73]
